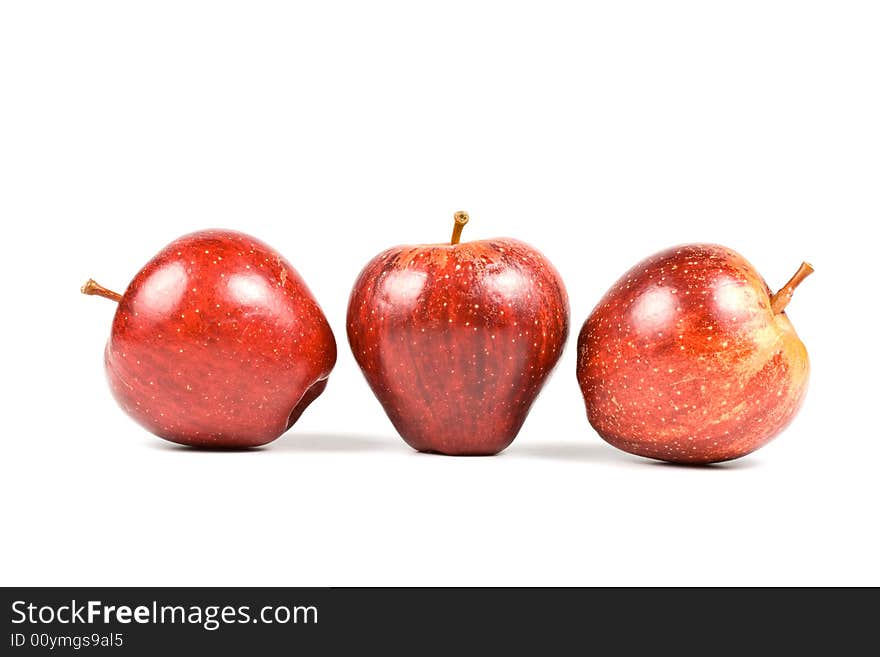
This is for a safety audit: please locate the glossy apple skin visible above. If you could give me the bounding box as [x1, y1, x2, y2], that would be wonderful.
[577, 244, 809, 464]
[104, 229, 336, 447]
[348, 238, 569, 455]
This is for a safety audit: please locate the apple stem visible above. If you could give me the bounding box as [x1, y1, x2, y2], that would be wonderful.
[770, 262, 814, 314]
[450, 211, 470, 245]
[81, 278, 123, 303]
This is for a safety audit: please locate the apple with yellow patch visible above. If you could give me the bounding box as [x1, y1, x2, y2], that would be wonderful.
[577, 244, 812, 464]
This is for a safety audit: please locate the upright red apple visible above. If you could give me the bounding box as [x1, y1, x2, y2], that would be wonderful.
[577, 244, 812, 464]
[347, 212, 569, 455]
[82, 229, 336, 447]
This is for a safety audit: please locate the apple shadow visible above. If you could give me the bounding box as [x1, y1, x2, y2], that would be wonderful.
[146, 442, 264, 454]
[644, 457, 760, 471]
[272, 432, 402, 453]
[146, 432, 401, 454]
[513, 441, 760, 470]
[512, 441, 642, 465]
[145, 435, 761, 468]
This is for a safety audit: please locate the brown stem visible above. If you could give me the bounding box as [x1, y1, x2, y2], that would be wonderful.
[770, 262, 814, 314]
[81, 278, 122, 303]
[450, 211, 469, 245]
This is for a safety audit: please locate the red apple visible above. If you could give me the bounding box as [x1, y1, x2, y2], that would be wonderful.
[82, 229, 336, 447]
[577, 244, 812, 464]
[347, 212, 569, 455]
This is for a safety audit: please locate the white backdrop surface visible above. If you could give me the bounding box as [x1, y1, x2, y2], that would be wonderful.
[1, 1, 877, 585]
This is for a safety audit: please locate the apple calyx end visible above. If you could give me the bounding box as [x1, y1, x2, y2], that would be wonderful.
[770, 261, 814, 314]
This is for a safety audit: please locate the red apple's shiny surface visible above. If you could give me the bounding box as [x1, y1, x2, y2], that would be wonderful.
[577, 244, 810, 464]
[348, 236, 569, 455]
[104, 230, 336, 447]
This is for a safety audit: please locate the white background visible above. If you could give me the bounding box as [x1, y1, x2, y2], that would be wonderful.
[1, 1, 878, 586]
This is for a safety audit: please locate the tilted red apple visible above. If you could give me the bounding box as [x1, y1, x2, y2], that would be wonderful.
[577, 244, 812, 464]
[82, 229, 336, 447]
[347, 212, 569, 455]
